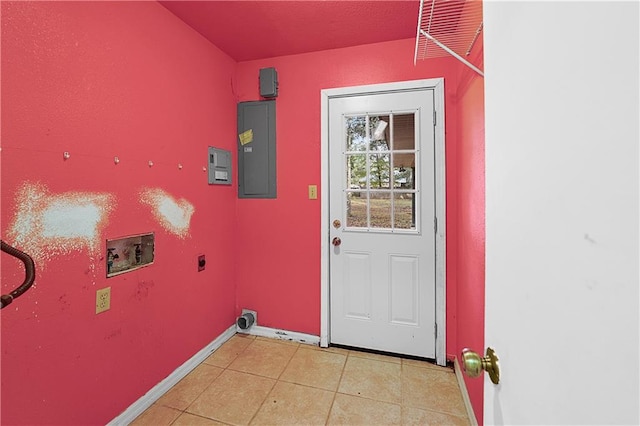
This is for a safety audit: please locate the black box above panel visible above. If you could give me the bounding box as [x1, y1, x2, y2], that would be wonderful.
[259, 68, 278, 98]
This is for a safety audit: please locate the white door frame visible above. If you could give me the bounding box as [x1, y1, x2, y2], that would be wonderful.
[320, 78, 447, 366]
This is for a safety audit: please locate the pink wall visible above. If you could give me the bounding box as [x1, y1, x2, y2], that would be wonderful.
[455, 39, 486, 422]
[2, 5, 487, 422]
[1, 2, 238, 424]
[233, 39, 463, 356]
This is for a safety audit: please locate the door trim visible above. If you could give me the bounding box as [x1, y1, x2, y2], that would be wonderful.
[320, 78, 447, 366]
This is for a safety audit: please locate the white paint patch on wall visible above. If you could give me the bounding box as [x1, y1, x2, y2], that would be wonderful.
[42, 202, 103, 239]
[139, 188, 194, 239]
[6, 182, 116, 268]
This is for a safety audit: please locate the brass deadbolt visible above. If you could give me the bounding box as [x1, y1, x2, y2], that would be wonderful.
[461, 347, 500, 384]
[333, 219, 341, 228]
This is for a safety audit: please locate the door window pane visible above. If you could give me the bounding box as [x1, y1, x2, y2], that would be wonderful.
[393, 114, 415, 150]
[345, 116, 367, 151]
[370, 192, 391, 229]
[394, 193, 416, 229]
[347, 154, 366, 189]
[347, 192, 368, 227]
[369, 115, 390, 151]
[369, 153, 390, 189]
[393, 155, 414, 189]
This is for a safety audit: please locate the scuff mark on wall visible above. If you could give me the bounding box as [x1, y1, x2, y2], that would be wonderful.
[134, 280, 155, 301]
[6, 182, 116, 268]
[139, 188, 194, 239]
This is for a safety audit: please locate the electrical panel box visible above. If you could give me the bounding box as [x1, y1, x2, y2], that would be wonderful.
[259, 67, 278, 98]
[237, 100, 276, 198]
[208, 147, 232, 185]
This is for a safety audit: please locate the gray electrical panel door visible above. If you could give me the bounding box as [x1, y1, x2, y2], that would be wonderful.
[237, 100, 276, 198]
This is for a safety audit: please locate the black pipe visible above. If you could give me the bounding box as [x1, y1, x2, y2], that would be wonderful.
[1, 240, 36, 309]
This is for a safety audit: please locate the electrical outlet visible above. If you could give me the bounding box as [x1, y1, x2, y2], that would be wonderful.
[96, 287, 111, 314]
[308, 185, 318, 200]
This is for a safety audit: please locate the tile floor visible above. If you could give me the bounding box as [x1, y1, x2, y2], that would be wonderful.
[131, 334, 470, 426]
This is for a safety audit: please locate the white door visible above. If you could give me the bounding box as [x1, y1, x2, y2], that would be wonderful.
[327, 87, 438, 359]
[483, 1, 639, 424]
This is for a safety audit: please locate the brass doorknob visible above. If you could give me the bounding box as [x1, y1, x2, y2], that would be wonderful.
[332, 237, 341, 246]
[461, 347, 500, 384]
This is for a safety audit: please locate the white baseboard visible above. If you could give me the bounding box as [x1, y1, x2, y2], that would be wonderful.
[238, 324, 320, 346]
[453, 356, 479, 426]
[108, 324, 236, 426]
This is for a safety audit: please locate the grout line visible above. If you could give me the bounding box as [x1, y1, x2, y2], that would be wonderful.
[400, 400, 469, 420]
[180, 340, 234, 417]
[163, 406, 183, 426]
[246, 374, 278, 426]
[275, 346, 349, 393]
[274, 374, 342, 393]
[324, 349, 350, 425]
[404, 404, 470, 420]
[180, 411, 236, 426]
[182, 336, 259, 424]
[223, 368, 282, 381]
[180, 364, 226, 415]
[180, 336, 255, 414]
[225, 335, 275, 426]
[334, 389, 403, 407]
[274, 341, 299, 381]
[223, 335, 258, 368]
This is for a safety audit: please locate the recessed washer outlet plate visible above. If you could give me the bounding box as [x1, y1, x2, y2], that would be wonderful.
[106, 233, 154, 278]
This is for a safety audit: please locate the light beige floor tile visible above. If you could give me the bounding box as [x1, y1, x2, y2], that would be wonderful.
[348, 349, 401, 364]
[327, 393, 401, 425]
[135, 337, 470, 426]
[228, 338, 297, 379]
[251, 381, 334, 426]
[401, 357, 451, 371]
[402, 364, 467, 417]
[338, 356, 401, 404]
[157, 363, 224, 410]
[130, 404, 181, 426]
[173, 412, 228, 426]
[203, 335, 255, 368]
[187, 369, 275, 425]
[280, 347, 346, 391]
[402, 406, 470, 426]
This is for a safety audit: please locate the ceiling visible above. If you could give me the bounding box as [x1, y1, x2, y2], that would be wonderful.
[160, 1, 420, 62]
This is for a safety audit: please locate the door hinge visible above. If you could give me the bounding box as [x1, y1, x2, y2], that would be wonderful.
[434, 217, 438, 233]
[433, 110, 437, 126]
[434, 323, 438, 338]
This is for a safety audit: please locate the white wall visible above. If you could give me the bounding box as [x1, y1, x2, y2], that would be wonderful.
[484, 1, 639, 424]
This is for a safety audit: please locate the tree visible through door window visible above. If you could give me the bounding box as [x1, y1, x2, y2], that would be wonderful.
[344, 113, 418, 231]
